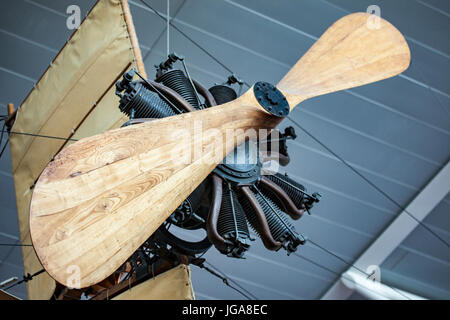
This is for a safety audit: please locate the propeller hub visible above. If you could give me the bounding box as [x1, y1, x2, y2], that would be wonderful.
[254, 82, 290, 117]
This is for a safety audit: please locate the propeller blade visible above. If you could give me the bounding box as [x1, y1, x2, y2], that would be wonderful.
[30, 90, 280, 288]
[278, 12, 410, 108]
[29, 12, 410, 288]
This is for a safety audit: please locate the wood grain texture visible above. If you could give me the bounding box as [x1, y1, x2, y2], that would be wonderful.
[29, 12, 411, 289]
[279, 12, 410, 108]
[30, 89, 280, 288]
[9, 0, 147, 298]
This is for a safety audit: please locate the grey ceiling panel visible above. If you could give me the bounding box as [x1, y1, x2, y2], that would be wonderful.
[349, 77, 450, 133]
[0, 0, 448, 300]
[234, 0, 450, 103]
[294, 214, 372, 260]
[0, 0, 71, 50]
[329, 0, 450, 55]
[0, 234, 23, 268]
[28, 0, 96, 15]
[422, 195, 450, 231]
[130, 0, 186, 50]
[0, 176, 17, 215]
[130, 0, 185, 17]
[139, 15, 445, 203]
[176, 228, 342, 299]
[230, 0, 345, 39]
[420, 0, 450, 14]
[284, 123, 438, 206]
[0, 261, 26, 299]
[382, 250, 450, 299]
[217, 0, 450, 109]
[0, 69, 34, 107]
[0, 208, 20, 250]
[142, 18, 289, 85]
[0, 134, 13, 174]
[401, 225, 450, 264]
[381, 193, 450, 299]
[297, 91, 450, 165]
[405, 41, 450, 96]
[282, 175, 396, 237]
[134, 2, 449, 187]
[190, 246, 321, 300]
[0, 30, 55, 80]
[175, 0, 314, 66]
[247, 237, 348, 282]
[382, 267, 450, 300]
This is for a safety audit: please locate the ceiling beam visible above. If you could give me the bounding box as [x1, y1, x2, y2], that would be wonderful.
[339, 270, 426, 300]
[322, 160, 450, 300]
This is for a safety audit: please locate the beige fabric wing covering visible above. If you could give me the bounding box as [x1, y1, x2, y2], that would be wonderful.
[113, 265, 195, 300]
[9, 0, 147, 299]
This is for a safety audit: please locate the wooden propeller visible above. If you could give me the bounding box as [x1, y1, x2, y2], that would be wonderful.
[29, 13, 410, 288]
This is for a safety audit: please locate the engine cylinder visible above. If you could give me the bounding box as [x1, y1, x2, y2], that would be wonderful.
[156, 69, 200, 109]
[117, 81, 176, 119]
[239, 188, 304, 253]
[208, 85, 237, 105]
[217, 184, 251, 258]
[267, 173, 307, 210]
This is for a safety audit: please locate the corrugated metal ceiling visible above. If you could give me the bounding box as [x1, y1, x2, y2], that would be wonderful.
[0, 0, 448, 299]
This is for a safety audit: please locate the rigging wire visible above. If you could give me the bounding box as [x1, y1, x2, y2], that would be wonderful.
[0, 130, 78, 142]
[1, 1, 445, 300]
[293, 252, 413, 300]
[181, 59, 203, 108]
[0, 121, 6, 147]
[135, 56, 257, 299]
[287, 115, 449, 248]
[0, 130, 77, 162]
[305, 239, 413, 300]
[413, 60, 450, 118]
[0, 122, 9, 159]
[138, 0, 251, 88]
[134, 70, 183, 114]
[3, 269, 45, 291]
[192, 260, 254, 300]
[139, 0, 232, 74]
[131, 1, 446, 299]
[0, 243, 33, 247]
[0, 138, 8, 159]
[307, 239, 368, 276]
[0, 120, 78, 162]
[138, 1, 448, 248]
[166, 0, 170, 57]
[142, 0, 187, 63]
[204, 261, 259, 300]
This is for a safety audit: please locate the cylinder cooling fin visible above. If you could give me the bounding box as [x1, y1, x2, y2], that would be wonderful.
[239, 186, 305, 254]
[216, 183, 252, 258]
[114, 60, 320, 261]
[156, 69, 200, 109]
[208, 85, 237, 105]
[266, 173, 307, 210]
[119, 81, 176, 119]
[115, 71, 177, 119]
